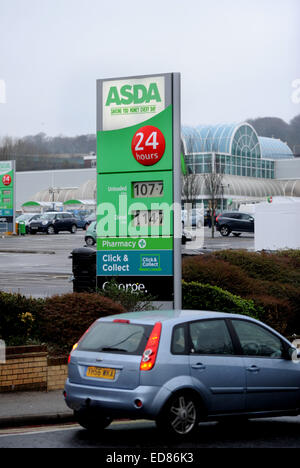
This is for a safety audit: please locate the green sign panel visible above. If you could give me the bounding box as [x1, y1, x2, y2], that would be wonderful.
[0, 160, 15, 233]
[96, 74, 181, 307]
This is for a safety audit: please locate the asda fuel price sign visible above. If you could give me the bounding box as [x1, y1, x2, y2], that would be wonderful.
[96, 73, 181, 307]
[0, 160, 16, 233]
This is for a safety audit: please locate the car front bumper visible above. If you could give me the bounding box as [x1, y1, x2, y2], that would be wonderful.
[30, 225, 48, 232]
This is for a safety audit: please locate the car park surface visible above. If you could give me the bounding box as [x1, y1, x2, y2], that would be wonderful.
[64, 309, 300, 439]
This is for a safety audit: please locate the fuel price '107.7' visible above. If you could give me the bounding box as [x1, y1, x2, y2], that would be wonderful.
[133, 181, 163, 198]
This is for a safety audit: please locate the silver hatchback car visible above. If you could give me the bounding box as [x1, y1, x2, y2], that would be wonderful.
[64, 310, 300, 438]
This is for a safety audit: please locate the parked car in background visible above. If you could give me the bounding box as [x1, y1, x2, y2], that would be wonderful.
[64, 310, 300, 439]
[181, 220, 196, 245]
[74, 214, 90, 230]
[84, 220, 96, 246]
[29, 211, 78, 235]
[16, 213, 41, 233]
[216, 211, 254, 237]
[83, 214, 96, 229]
[182, 208, 204, 228]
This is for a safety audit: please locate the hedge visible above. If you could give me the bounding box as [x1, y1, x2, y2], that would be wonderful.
[182, 251, 300, 335]
[214, 250, 300, 285]
[0, 291, 125, 354]
[37, 293, 125, 355]
[0, 292, 44, 346]
[182, 280, 262, 319]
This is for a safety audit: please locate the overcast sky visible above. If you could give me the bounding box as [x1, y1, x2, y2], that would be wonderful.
[0, 0, 299, 138]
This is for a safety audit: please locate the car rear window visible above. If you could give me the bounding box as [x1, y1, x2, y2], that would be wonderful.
[77, 321, 153, 355]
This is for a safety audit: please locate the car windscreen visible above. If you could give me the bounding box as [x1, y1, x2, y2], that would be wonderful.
[17, 214, 32, 221]
[88, 221, 96, 230]
[40, 213, 56, 220]
[77, 321, 153, 355]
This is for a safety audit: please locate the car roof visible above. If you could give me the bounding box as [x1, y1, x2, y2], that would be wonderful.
[96, 310, 291, 345]
[43, 211, 70, 214]
[100, 309, 258, 325]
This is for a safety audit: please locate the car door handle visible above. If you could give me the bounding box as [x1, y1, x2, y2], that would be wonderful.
[246, 365, 260, 372]
[191, 363, 206, 370]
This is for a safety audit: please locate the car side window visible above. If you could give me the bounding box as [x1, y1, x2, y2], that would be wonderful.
[189, 319, 234, 355]
[231, 320, 284, 358]
[171, 325, 186, 354]
[239, 213, 250, 220]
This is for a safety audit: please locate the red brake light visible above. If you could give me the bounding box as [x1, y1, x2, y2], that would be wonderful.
[140, 322, 162, 371]
[216, 215, 220, 222]
[113, 319, 130, 323]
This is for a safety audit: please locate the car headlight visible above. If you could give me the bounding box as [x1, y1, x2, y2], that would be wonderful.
[42, 221, 48, 225]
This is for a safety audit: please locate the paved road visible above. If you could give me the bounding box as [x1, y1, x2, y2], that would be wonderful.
[0, 417, 299, 448]
[0, 231, 83, 297]
[0, 228, 254, 298]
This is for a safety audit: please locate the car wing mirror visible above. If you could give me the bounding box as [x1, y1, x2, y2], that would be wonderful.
[288, 346, 300, 361]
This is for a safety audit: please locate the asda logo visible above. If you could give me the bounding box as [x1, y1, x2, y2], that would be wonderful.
[105, 83, 162, 106]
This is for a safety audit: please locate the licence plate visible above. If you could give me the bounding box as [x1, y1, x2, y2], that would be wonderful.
[31, 226, 38, 230]
[86, 366, 116, 379]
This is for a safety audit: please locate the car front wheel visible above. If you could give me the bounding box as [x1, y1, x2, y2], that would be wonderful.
[156, 392, 200, 439]
[220, 225, 231, 237]
[85, 236, 95, 246]
[47, 225, 55, 235]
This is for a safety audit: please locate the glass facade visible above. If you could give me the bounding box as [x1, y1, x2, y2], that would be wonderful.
[181, 123, 285, 180]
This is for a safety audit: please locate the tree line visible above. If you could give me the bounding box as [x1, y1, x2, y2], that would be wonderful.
[0, 114, 299, 171]
[247, 114, 300, 154]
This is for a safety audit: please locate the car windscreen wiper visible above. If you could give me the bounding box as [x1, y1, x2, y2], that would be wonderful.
[100, 347, 128, 353]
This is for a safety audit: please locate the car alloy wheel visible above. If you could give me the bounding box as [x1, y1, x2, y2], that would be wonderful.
[220, 225, 230, 237]
[157, 393, 199, 438]
[47, 225, 55, 235]
[85, 236, 95, 246]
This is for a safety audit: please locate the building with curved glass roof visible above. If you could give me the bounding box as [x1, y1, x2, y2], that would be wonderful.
[181, 122, 296, 208]
[182, 123, 262, 156]
[259, 137, 294, 159]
